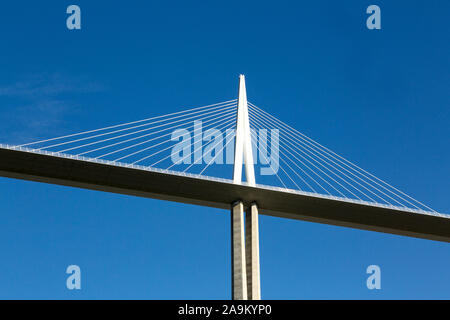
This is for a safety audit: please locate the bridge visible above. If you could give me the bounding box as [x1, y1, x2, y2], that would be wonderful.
[0, 75, 448, 299]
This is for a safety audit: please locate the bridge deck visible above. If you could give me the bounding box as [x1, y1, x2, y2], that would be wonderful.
[0, 146, 449, 242]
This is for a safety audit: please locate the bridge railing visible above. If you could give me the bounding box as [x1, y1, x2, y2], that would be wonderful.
[0, 143, 446, 218]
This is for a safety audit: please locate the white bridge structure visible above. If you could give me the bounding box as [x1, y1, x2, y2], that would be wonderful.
[0, 75, 448, 300]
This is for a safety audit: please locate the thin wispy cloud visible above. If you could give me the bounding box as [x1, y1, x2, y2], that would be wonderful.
[0, 73, 105, 97]
[0, 73, 106, 144]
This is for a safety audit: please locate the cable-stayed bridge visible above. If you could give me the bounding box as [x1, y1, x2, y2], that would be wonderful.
[0, 75, 448, 299]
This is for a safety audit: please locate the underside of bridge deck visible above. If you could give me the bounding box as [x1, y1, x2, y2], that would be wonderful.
[0, 147, 449, 243]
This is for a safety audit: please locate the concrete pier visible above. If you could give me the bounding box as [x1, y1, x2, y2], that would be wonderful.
[245, 202, 261, 300]
[231, 201, 247, 300]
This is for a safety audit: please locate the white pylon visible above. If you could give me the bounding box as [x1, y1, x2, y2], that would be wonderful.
[233, 75, 256, 186]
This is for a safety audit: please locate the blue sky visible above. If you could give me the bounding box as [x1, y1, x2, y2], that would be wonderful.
[0, 1, 449, 299]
